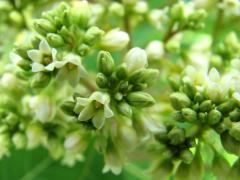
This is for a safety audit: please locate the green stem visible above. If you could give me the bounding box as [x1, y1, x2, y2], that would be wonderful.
[123, 11, 132, 50]
[212, 0, 224, 44]
[19, 157, 52, 180]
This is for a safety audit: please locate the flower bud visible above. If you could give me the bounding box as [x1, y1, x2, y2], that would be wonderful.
[77, 44, 90, 56]
[180, 149, 194, 164]
[230, 109, 240, 122]
[116, 64, 128, 80]
[181, 108, 197, 122]
[168, 75, 181, 91]
[109, 2, 125, 17]
[96, 73, 108, 88]
[208, 109, 222, 125]
[9, 11, 23, 27]
[128, 69, 145, 84]
[84, 26, 104, 46]
[217, 100, 236, 115]
[12, 132, 27, 149]
[127, 92, 155, 107]
[221, 132, 240, 156]
[170, 2, 185, 21]
[141, 69, 159, 85]
[124, 47, 148, 73]
[114, 92, 123, 101]
[97, 51, 115, 76]
[146, 41, 164, 60]
[199, 100, 213, 112]
[1, 73, 19, 91]
[166, 39, 180, 53]
[34, 19, 56, 35]
[229, 122, 240, 141]
[122, 0, 137, 6]
[61, 101, 76, 116]
[47, 33, 65, 47]
[133, 1, 148, 14]
[168, 128, 185, 145]
[117, 102, 132, 117]
[194, 92, 204, 103]
[26, 123, 44, 149]
[31, 73, 51, 89]
[181, 79, 197, 99]
[170, 92, 191, 110]
[100, 29, 129, 51]
[10, 52, 31, 71]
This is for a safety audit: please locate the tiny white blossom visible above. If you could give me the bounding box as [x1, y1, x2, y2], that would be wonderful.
[124, 47, 148, 73]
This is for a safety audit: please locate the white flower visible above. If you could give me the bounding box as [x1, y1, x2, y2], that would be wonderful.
[29, 96, 55, 123]
[55, 53, 87, 87]
[1, 73, 19, 90]
[103, 149, 122, 175]
[124, 47, 148, 73]
[27, 40, 57, 72]
[133, 1, 148, 14]
[10, 52, 23, 65]
[100, 29, 129, 51]
[146, 41, 164, 60]
[148, 8, 169, 30]
[74, 91, 114, 129]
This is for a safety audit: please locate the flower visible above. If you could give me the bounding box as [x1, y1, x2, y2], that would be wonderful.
[74, 91, 114, 129]
[146, 40, 164, 60]
[124, 47, 148, 73]
[100, 29, 129, 51]
[27, 40, 58, 72]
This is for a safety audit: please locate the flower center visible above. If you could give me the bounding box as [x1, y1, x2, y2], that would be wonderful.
[94, 101, 103, 109]
[42, 54, 53, 65]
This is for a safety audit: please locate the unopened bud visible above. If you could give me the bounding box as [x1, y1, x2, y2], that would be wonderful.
[116, 64, 128, 80]
[31, 73, 51, 89]
[199, 100, 213, 112]
[230, 109, 240, 122]
[96, 73, 108, 88]
[100, 29, 129, 51]
[168, 127, 185, 145]
[84, 26, 104, 45]
[182, 108, 197, 122]
[12, 132, 27, 149]
[170, 92, 191, 110]
[208, 109, 222, 125]
[47, 33, 65, 47]
[146, 41, 164, 60]
[180, 149, 194, 164]
[109, 2, 125, 17]
[229, 122, 240, 141]
[127, 91, 155, 107]
[34, 19, 56, 35]
[97, 51, 115, 76]
[117, 102, 132, 117]
[217, 100, 236, 115]
[61, 101, 76, 116]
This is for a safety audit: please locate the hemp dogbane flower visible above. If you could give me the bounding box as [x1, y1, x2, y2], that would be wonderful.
[27, 40, 57, 72]
[74, 91, 114, 129]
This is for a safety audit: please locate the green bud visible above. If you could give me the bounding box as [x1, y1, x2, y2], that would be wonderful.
[96, 73, 108, 88]
[34, 19, 56, 35]
[170, 2, 185, 21]
[181, 80, 197, 99]
[77, 44, 90, 56]
[17, 59, 31, 71]
[229, 122, 240, 141]
[12, 132, 27, 149]
[128, 69, 145, 84]
[84, 26, 104, 46]
[181, 108, 197, 122]
[117, 102, 132, 117]
[168, 127, 185, 145]
[170, 92, 191, 110]
[221, 132, 240, 156]
[97, 51, 115, 76]
[47, 33, 65, 47]
[114, 92, 123, 101]
[180, 149, 194, 164]
[208, 109, 222, 125]
[132, 83, 147, 91]
[199, 100, 213, 112]
[31, 73, 51, 89]
[230, 109, 240, 122]
[127, 92, 155, 107]
[217, 100, 236, 115]
[194, 92, 204, 103]
[119, 81, 129, 92]
[9, 11, 23, 27]
[166, 40, 180, 53]
[198, 112, 207, 123]
[173, 111, 184, 122]
[168, 75, 181, 91]
[189, 9, 207, 21]
[61, 101, 76, 116]
[109, 2, 125, 17]
[141, 69, 159, 85]
[116, 64, 128, 80]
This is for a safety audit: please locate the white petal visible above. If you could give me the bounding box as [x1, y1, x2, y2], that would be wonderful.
[92, 109, 105, 129]
[78, 103, 95, 122]
[31, 62, 45, 72]
[104, 105, 114, 118]
[45, 62, 56, 71]
[27, 50, 42, 63]
[90, 91, 110, 105]
[39, 40, 52, 54]
[10, 52, 22, 64]
[209, 68, 220, 82]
